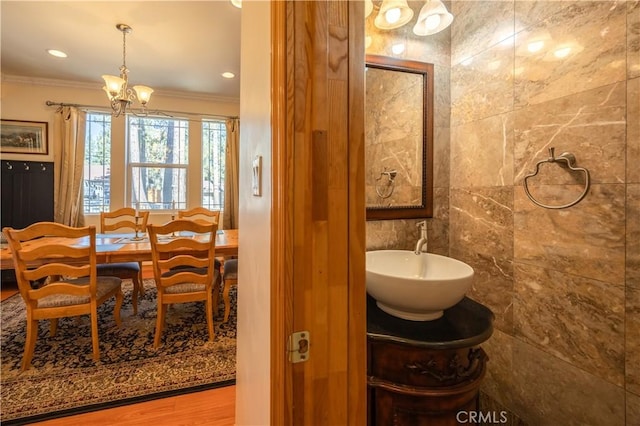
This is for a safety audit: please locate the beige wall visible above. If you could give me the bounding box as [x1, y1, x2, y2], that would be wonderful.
[0, 77, 239, 228]
[364, 0, 451, 256]
[449, 1, 640, 424]
[234, 1, 271, 425]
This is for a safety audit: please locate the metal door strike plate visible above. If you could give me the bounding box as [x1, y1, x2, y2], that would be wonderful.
[288, 330, 310, 363]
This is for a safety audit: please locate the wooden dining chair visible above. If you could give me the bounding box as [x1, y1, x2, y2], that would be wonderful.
[3, 222, 124, 371]
[99, 207, 149, 315]
[177, 207, 222, 272]
[177, 207, 220, 226]
[221, 258, 238, 323]
[147, 219, 221, 348]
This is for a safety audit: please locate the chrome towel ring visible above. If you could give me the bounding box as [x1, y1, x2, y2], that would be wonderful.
[375, 169, 397, 199]
[523, 147, 590, 209]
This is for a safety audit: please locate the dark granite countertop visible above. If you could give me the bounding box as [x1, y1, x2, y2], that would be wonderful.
[367, 295, 494, 350]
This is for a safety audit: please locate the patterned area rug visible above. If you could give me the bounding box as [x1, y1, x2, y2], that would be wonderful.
[0, 279, 236, 425]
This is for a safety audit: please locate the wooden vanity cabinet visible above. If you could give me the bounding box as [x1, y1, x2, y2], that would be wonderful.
[366, 296, 494, 426]
[367, 340, 487, 425]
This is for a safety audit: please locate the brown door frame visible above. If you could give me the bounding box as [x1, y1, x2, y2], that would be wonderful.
[270, 0, 292, 423]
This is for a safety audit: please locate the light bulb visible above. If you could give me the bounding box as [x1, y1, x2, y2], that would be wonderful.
[133, 85, 154, 105]
[424, 14, 441, 31]
[385, 7, 401, 24]
[412, 0, 453, 36]
[102, 75, 125, 95]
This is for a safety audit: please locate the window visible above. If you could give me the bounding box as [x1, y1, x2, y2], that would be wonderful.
[128, 116, 189, 210]
[83, 114, 223, 215]
[202, 120, 226, 210]
[83, 112, 111, 214]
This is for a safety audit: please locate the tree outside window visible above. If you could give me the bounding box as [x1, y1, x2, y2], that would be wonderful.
[84, 114, 227, 215]
[83, 112, 111, 214]
[128, 116, 189, 211]
[202, 120, 226, 211]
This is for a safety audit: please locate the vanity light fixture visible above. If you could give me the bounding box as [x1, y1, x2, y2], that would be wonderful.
[222, 72, 235, 79]
[374, 0, 414, 30]
[101, 24, 154, 117]
[412, 0, 453, 36]
[365, 0, 374, 18]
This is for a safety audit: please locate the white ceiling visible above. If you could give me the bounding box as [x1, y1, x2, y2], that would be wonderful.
[0, 1, 241, 100]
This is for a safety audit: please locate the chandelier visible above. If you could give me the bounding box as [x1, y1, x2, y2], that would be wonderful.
[102, 24, 153, 117]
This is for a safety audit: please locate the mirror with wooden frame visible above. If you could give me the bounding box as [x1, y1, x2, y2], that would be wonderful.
[365, 54, 434, 220]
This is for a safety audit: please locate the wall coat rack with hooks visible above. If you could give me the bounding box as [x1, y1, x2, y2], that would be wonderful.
[3, 161, 48, 172]
[523, 147, 590, 209]
[1, 160, 55, 230]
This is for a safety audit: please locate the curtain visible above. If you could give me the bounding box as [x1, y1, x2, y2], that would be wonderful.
[53, 106, 86, 226]
[223, 118, 240, 230]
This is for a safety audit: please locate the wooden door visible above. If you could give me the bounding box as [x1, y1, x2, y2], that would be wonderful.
[271, 1, 366, 424]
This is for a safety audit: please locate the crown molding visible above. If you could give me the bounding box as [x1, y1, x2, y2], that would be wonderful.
[2, 74, 98, 90]
[1, 74, 240, 104]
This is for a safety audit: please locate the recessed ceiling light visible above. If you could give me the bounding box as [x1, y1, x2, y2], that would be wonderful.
[47, 49, 67, 58]
[222, 72, 235, 79]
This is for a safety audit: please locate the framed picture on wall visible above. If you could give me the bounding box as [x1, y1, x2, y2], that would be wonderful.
[0, 120, 49, 155]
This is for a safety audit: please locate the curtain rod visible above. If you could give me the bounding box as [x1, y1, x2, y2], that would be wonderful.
[44, 101, 238, 121]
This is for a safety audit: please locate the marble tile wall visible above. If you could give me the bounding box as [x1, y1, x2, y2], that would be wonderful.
[365, 1, 451, 254]
[450, 1, 639, 424]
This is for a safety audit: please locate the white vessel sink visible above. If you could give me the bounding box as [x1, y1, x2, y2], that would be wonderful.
[366, 250, 474, 321]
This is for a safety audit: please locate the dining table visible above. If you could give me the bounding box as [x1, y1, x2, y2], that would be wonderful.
[0, 228, 238, 271]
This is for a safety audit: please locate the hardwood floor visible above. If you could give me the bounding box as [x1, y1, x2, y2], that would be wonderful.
[1, 265, 236, 425]
[32, 386, 236, 426]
